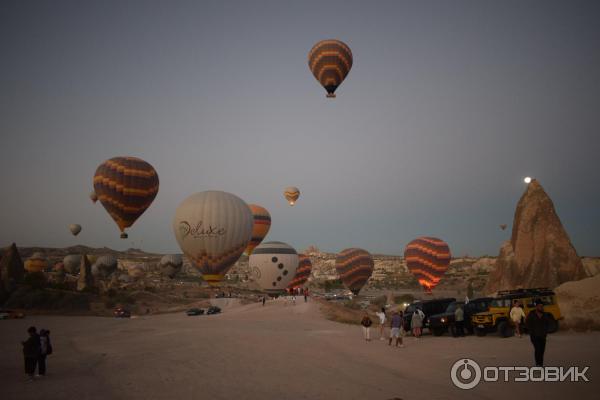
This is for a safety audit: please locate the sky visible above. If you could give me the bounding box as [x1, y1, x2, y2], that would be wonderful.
[1, 0, 599, 257]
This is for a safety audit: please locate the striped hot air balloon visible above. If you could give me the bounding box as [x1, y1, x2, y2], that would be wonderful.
[287, 254, 312, 289]
[404, 237, 451, 293]
[245, 204, 271, 255]
[308, 39, 353, 98]
[335, 248, 374, 295]
[93, 157, 159, 239]
[284, 187, 300, 206]
[172, 191, 253, 286]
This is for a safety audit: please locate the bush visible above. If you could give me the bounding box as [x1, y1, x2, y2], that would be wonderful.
[4, 287, 90, 311]
[24, 272, 47, 290]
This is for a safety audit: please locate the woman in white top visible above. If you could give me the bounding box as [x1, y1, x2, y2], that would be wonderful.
[376, 307, 387, 340]
[510, 300, 526, 337]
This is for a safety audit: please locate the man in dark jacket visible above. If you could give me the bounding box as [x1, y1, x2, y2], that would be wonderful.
[526, 300, 551, 367]
[21, 326, 41, 381]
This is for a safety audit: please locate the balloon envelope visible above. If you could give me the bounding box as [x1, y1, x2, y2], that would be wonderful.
[249, 241, 298, 295]
[173, 191, 253, 285]
[90, 191, 98, 203]
[308, 39, 353, 98]
[159, 254, 183, 279]
[284, 187, 300, 206]
[25, 252, 48, 273]
[335, 248, 374, 295]
[245, 204, 271, 255]
[69, 224, 82, 236]
[63, 254, 81, 274]
[93, 254, 118, 278]
[93, 157, 159, 239]
[288, 254, 312, 288]
[404, 237, 451, 292]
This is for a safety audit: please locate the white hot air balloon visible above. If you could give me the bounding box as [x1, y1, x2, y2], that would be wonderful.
[159, 254, 183, 279]
[93, 255, 118, 278]
[249, 241, 299, 295]
[69, 224, 82, 236]
[63, 254, 81, 274]
[173, 191, 253, 286]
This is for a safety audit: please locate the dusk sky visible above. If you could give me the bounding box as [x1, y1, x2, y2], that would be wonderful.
[1, 0, 599, 257]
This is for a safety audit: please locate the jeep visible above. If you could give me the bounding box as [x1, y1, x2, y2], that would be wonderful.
[428, 297, 494, 336]
[471, 288, 561, 337]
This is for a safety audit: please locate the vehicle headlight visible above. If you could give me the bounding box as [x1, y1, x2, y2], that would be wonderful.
[441, 318, 446, 323]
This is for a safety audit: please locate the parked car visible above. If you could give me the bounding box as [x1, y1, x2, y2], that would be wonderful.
[428, 297, 494, 336]
[113, 307, 131, 318]
[471, 288, 561, 337]
[402, 298, 456, 332]
[0, 309, 25, 319]
[186, 308, 205, 316]
[206, 306, 221, 315]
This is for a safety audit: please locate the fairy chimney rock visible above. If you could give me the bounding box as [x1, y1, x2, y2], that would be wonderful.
[487, 180, 587, 292]
[77, 254, 94, 291]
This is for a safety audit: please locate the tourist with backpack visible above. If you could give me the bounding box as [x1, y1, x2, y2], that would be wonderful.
[38, 329, 52, 377]
[360, 312, 373, 342]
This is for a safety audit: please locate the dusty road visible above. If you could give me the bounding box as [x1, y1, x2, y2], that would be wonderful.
[1, 299, 598, 400]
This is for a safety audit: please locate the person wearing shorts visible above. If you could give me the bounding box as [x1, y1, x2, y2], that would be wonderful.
[389, 311, 404, 347]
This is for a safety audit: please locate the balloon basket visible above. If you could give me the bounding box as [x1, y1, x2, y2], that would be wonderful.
[120, 233, 128, 239]
[326, 93, 336, 98]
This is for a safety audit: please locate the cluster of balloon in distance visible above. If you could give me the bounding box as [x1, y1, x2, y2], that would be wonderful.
[77, 40, 457, 293]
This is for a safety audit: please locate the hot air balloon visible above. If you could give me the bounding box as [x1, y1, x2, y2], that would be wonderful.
[287, 254, 312, 289]
[245, 204, 271, 255]
[159, 254, 183, 279]
[284, 187, 300, 206]
[335, 248, 374, 295]
[63, 254, 81, 274]
[404, 237, 451, 293]
[69, 224, 82, 236]
[308, 39, 353, 98]
[249, 241, 298, 295]
[25, 252, 48, 273]
[93, 157, 159, 239]
[173, 191, 253, 286]
[500, 224, 507, 231]
[90, 191, 98, 203]
[92, 254, 118, 278]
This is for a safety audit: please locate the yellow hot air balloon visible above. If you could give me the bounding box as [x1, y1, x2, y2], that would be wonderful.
[245, 204, 271, 255]
[25, 252, 48, 273]
[284, 187, 300, 206]
[172, 191, 253, 286]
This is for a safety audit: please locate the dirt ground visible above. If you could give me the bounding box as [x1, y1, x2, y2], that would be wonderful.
[0, 298, 598, 400]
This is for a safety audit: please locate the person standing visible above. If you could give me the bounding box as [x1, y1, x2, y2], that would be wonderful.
[303, 288, 308, 303]
[510, 300, 526, 337]
[376, 307, 387, 340]
[262, 296, 266, 306]
[38, 329, 52, 377]
[361, 313, 373, 342]
[21, 326, 40, 381]
[526, 300, 551, 367]
[411, 308, 424, 339]
[389, 311, 404, 347]
[454, 304, 465, 337]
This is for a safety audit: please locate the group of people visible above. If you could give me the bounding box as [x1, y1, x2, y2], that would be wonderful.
[360, 307, 426, 347]
[360, 299, 553, 367]
[21, 326, 52, 382]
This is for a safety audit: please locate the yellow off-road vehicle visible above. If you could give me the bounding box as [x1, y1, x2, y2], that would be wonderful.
[471, 288, 561, 337]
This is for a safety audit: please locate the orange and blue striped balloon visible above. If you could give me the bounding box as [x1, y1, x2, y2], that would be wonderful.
[245, 204, 271, 255]
[335, 248, 374, 295]
[288, 254, 312, 288]
[404, 237, 451, 292]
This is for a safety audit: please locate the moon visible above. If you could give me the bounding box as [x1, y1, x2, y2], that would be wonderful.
[524, 177, 532, 183]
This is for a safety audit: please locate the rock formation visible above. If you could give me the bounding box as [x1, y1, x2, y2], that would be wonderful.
[77, 254, 94, 291]
[0, 243, 25, 293]
[487, 179, 587, 292]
